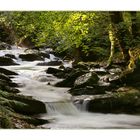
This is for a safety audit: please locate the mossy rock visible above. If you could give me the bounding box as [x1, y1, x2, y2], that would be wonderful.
[0, 81, 19, 93]
[69, 86, 105, 96]
[46, 67, 64, 75]
[46, 67, 72, 79]
[37, 61, 62, 66]
[5, 54, 16, 59]
[55, 69, 88, 87]
[19, 53, 44, 61]
[39, 52, 50, 59]
[0, 116, 13, 128]
[0, 42, 11, 50]
[0, 96, 30, 113]
[0, 104, 47, 128]
[0, 67, 18, 75]
[21, 117, 49, 126]
[88, 87, 140, 114]
[0, 90, 46, 115]
[74, 72, 99, 88]
[0, 56, 19, 66]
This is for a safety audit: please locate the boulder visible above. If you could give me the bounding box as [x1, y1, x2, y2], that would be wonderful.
[39, 52, 50, 59]
[0, 73, 12, 82]
[73, 63, 89, 70]
[91, 67, 108, 75]
[24, 48, 39, 54]
[109, 57, 140, 86]
[5, 54, 16, 59]
[69, 86, 105, 96]
[0, 104, 44, 128]
[19, 53, 44, 61]
[74, 72, 99, 88]
[21, 117, 49, 126]
[0, 68, 18, 75]
[0, 56, 19, 66]
[37, 61, 62, 66]
[87, 87, 140, 114]
[0, 82, 20, 93]
[0, 89, 48, 128]
[55, 69, 88, 87]
[46, 67, 63, 75]
[0, 72, 19, 93]
[0, 42, 11, 50]
[46, 67, 66, 78]
[0, 90, 47, 115]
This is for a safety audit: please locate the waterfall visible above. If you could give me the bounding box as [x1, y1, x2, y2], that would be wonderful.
[45, 101, 79, 115]
[74, 98, 91, 111]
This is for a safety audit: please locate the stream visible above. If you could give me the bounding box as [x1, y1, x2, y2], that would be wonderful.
[1, 46, 140, 129]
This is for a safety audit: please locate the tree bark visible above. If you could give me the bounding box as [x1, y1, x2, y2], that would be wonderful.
[108, 12, 131, 66]
[130, 11, 138, 38]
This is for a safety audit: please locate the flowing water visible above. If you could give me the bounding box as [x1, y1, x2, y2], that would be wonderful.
[1, 46, 140, 129]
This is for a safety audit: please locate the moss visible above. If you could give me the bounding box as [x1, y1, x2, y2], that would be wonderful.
[0, 87, 48, 128]
[88, 87, 140, 114]
[0, 116, 13, 128]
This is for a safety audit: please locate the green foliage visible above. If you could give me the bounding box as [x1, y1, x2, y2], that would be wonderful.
[1, 11, 140, 61]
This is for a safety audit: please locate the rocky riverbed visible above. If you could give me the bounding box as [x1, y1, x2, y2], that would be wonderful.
[1, 42, 140, 129]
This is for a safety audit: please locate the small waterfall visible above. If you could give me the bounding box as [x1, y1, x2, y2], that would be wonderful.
[74, 98, 91, 111]
[45, 101, 79, 115]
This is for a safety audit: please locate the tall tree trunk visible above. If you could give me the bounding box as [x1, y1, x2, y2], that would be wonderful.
[108, 24, 116, 66]
[130, 11, 138, 38]
[108, 12, 131, 66]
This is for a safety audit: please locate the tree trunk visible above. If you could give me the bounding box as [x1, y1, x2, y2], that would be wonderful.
[130, 11, 138, 38]
[108, 24, 116, 66]
[108, 12, 131, 66]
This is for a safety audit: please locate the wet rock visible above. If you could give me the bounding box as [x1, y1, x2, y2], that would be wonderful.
[74, 72, 99, 88]
[0, 82, 19, 93]
[47, 67, 63, 75]
[0, 56, 19, 66]
[0, 73, 19, 93]
[0, 71, 19, 90]
[46, 67, 65, 78]
[24, 48, 39, 54]
[0, 73, 12, 82]
[110, 68, 140, 87]
[0, 78, 18, 87]
[19, 53, 44, 61]
[69, 86, 105, 96]
[39, 52, 50, 59]
[0, 105, 35, 128]
[87, 87, 140, 114]
[91, 67, 108, 75]
[13, 96, 46, 115]
[55, 69, 88, 87]
[108, 68, 122, 74]
[0, 89, 48, 128]
[21, 117, 49, 126]
[0, 67, 18, 75]
[0, 90, 46, 115]
[90, 63, 100, 68]
[5, 54, 16, 59]
[46, 67, 73, 79]
[59, 65, 65, 70]
[73, 63, 89, 70]
[37, 61, 62, 66]
[0, 42, 11, 50]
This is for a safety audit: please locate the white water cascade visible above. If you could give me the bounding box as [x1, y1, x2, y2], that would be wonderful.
[1, 46, 140, 129]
